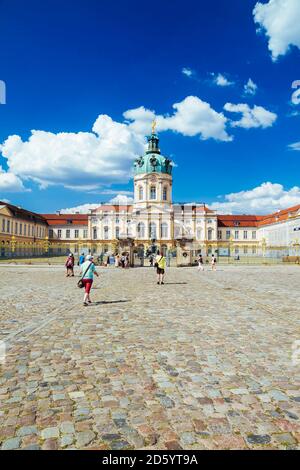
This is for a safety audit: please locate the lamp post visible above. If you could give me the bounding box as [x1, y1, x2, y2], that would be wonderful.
[229, 236, 234, 262]
[11, 235, 16, 258]
[292, 238, 300, 260]
[43, 236, 50, 260]
[261, 238, 267, 258]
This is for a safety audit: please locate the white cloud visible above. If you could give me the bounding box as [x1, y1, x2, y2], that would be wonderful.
[60, 194, 134, 214]
[210, 182, 300, 214]
[244, 78, 258, 96]
[289, 141, 300, 151]
[60, 203, 100, 214]
[253, 0, 300, 60]
[224, 103, 277, 129]
[182, 67, 193, 77]
[126, 96, 232, 142]
[212, 73, 234, 87]
[0, 116, 146, 191]
[108, 194, 134, 204]
[1, 96, 277, 192]
[0, 166, 28, 192]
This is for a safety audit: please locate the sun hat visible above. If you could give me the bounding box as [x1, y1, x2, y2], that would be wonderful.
[86, 255, 93, 261]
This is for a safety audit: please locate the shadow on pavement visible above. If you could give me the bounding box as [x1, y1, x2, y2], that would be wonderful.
[90, 300, 130, 305]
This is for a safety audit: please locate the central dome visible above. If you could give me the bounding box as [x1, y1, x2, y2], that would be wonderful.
[134, 133, 173, 176]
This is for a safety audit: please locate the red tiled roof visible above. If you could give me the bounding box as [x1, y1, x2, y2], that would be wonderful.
[217, 215, 264, 227]
[0, 201, 48, 225]
[258, 204, 300, 226]
[42, 214, 88, 226]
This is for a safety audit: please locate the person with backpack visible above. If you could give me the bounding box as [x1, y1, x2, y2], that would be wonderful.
[65, 253, 75, 277]
[197, 254, 204, 272]
[211, 254, 217, 271]
[155, 250, 166, 285]
[79, 254, 99, 306]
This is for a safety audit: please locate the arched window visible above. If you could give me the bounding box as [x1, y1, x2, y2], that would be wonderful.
[104, 226, 109, 240]
[138, 186, 143, 200]
[137, 222, 145, 238]
[149, 222, 157, 239]
[150, 186, 156, 200]
[208, 228, 213, 241]
[163, 186, 168, 201]
[115, 226, 120, 239]
[196, 227, 202, 240]
[161, 223, 168, 238]
[93, 227, 97, 240]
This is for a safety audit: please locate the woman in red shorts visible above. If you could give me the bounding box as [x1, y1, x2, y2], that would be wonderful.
[80, 255, 99, 306]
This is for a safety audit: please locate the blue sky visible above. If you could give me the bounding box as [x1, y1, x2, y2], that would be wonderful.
[0, 0, 299, 214]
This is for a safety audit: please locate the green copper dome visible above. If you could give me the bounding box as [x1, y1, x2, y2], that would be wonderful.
[134, 133, 173, 176]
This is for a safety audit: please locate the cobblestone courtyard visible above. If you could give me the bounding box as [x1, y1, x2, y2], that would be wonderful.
[0, 264, 299, 450]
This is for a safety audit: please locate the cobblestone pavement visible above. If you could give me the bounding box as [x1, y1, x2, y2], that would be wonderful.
[0, 264, 300, 450]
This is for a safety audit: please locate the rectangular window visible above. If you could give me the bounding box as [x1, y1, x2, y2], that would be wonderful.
[244, 246, 248, 254]
[49, 229, 54, 239]
[74, 230, 79, 238]
[57, 229, 62, 238]
[24, 224, 27, 236]
[7, 220, 10, 233]
[226, 230, 231, 239]
[2, 219, 5, 232]
[243, 231, 248, 240]
[234, 230, 239, 239]
[93, 228, 97, 240]
[66, 230, 70, 239]
[15, 222, 18, 234]
[252, 231, 256, 239]
[83, 229, 88, 238]
[218, 230, 222, 240]
[19, 224, 22, 235]
[150, 186, 156, 200]
[252, 246, 257, 254]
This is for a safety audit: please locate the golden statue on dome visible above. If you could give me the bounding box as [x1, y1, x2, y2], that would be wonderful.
[151, 119, 157, 134]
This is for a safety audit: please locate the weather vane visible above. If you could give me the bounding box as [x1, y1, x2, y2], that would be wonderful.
[151, 119, 157, 134]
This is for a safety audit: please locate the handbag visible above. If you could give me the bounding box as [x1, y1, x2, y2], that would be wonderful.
[77, 262, 92, 288]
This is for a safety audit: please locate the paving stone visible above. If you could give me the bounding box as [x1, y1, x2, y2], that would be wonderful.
[17, 425, 38, 437]
[246, 434, 271, 445]
[1, 437, 21, 450]
[76, 431, 96, 447]
[41, 427, 60, 439]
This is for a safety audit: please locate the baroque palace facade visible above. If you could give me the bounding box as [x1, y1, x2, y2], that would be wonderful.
[1, 130, 300, 262]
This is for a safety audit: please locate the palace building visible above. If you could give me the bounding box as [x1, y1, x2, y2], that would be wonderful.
[1, 128, 300, 262]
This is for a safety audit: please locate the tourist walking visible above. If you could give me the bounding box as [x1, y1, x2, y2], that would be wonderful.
[197, 254, 204, 272]
[79, 255, 99, 306]
[115, 254, 120, 267]
[211, 254, 217, 271]
[121, 254, 126, 268]
[65, 253, 75, 277]
[79, 252, 85, 266]
[155, 250, 166, 285]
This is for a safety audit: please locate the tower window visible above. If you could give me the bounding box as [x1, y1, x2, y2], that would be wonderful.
[149, 222, 157, 239]
[150, 186, 156, 200]
[161, 223, 168, 238]
[163, 187, 167, 201]
[137, 222, 145, 238]
[138, 186, 143, 200]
